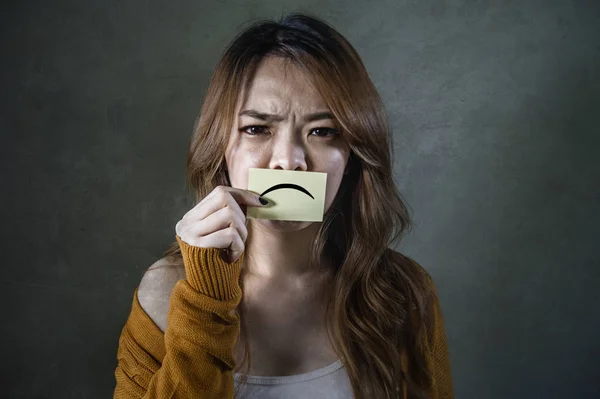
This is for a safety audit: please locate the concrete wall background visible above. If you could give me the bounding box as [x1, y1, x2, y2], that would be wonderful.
[2, 1, 598, 397]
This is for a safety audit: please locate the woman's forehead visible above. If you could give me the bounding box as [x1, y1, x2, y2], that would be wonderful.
[238, 62, 326, 113]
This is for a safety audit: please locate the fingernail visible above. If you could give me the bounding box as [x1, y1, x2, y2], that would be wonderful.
[259, 197, 268, 205]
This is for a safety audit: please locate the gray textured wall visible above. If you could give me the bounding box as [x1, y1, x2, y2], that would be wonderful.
[2, 1, 599, 398]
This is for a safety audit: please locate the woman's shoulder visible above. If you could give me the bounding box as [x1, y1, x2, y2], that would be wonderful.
[137, 256, 186, 332]
[385, 248, 442, 314]
[386, 249, 446, 341]
[386, 248, 434, 287]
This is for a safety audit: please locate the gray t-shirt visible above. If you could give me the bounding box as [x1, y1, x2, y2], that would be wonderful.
[233, 359, 353, 398]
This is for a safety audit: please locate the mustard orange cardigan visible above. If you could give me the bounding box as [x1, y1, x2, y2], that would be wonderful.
[113, 235, 454, 398]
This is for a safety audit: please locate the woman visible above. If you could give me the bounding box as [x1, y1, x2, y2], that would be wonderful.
[114, 12, 454, 399]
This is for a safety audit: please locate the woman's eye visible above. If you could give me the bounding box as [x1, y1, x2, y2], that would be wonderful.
[311, 128, 339, 137]
[240, 126, 338, 137]
[241, 126, 268, 135]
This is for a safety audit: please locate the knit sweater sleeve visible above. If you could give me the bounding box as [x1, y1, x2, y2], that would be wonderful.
[425, 276, 455, 399]
[113, 235, 244, 399]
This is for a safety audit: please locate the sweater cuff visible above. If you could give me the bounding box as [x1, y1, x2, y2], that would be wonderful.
[175, 234, 244, 301]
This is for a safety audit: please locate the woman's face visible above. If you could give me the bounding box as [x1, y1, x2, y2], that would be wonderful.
[225, 56, 351, 231]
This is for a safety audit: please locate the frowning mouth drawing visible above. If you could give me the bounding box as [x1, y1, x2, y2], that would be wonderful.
[259, 183, 315, 199]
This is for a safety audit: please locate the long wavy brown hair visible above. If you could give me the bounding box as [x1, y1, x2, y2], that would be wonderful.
[161, 12, 435, 399]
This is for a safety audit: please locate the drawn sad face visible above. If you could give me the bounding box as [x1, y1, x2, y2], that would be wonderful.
[260, 182, 314, 200]
[245, 168, 327, 222]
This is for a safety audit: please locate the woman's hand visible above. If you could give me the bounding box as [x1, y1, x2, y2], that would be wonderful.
[175, 185, 267, 263]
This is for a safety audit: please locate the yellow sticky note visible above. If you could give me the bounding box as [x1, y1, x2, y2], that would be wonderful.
[246, 168, 328, 222]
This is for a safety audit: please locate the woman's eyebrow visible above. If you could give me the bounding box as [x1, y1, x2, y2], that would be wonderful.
[239, 109, 334, 123]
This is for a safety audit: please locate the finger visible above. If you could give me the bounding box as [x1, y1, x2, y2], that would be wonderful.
[186, 204, 248, 244]
[195, 226, 245, 263]
[189, 186, 261, 223]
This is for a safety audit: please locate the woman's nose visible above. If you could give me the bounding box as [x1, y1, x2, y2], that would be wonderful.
[269, 144, 308, 171]
[267, 126, 311, 170]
